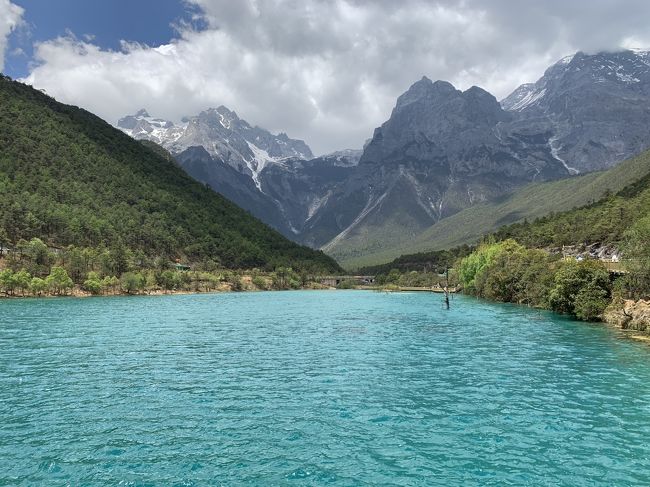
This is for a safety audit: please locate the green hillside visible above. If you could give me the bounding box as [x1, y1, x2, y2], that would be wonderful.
[492, 163, 650, 249]
[0, 75, 341, 273]
[344, 149, 650, 269]
[366, 148, 650, 276]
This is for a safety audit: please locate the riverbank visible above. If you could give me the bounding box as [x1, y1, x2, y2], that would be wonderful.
[604, 299, 650, 337]
[0, 268, 334, 299]
[0, 282, 336, 299]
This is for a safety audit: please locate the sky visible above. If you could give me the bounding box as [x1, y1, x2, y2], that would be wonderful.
[1, 0, 649, 155]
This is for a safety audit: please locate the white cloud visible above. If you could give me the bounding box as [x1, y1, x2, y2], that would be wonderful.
[0, 0, 23, 72]
[21, 0, 650, 154]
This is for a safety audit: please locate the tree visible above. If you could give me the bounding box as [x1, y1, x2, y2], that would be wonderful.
[83, 271, 103, 295]
[101, 275, 119, 294]
[622, 215, 650, 299]
[25, 238, 50, 274]
[120, 272, 145, 294]
[574, 283, 610, 321]
[13, 269, 31, 296]
[0, 269, 17, 295]
[158, 270, 181, 291]
[0, 227, 9, 257]
[46, 266, 74, 295]
[549, 260, 610, 317]
[29, 277, 47, 296]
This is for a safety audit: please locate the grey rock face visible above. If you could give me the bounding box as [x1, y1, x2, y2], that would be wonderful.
[119, 50, 650, 261]
[502, 49, 650, 172]
[306, 50, 650, 256]
[296, 76, 567, 251]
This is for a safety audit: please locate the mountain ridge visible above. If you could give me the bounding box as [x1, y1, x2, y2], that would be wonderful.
[0, 75, 341, 272]
[117, 49, 650, 270]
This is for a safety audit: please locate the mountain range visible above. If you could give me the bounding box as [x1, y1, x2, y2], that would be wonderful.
[119, 49, 650, 268]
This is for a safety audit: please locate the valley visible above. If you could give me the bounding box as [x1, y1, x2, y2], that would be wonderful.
[118, 49, 650, 269]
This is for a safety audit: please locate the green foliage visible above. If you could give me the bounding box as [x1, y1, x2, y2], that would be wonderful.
[459, 240, 611, 319]
[0, 76, 341, 274]
[159, 270, 183, 291]
[228, 274, 244, 291]
[272, 267, 299, 290]
[574, 284, 610, 321]
[336, 279, 356, 289]
[120, 272, 145, 294]
[0, 269, 17, 295]
[29, 277, 47, 296]
[621, 215, 650, 298]
[360, 246, 471, 275]
[548, 260, 611, 318]
[46, 266, 73, 295]
[101, 276, 120, 294]
[82, 272, 103, 295]
[458, 240, 518, 294]
[13, 269, 31, 296]
[252, 276, 268, 290]
[459, 240, 556, 307]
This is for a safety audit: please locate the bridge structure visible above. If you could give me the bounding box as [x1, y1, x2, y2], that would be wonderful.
[319, 275, 375, 287]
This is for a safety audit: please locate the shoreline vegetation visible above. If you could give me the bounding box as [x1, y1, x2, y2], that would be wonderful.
[0, 237, 338, 299]
[451, 238, 650, 337]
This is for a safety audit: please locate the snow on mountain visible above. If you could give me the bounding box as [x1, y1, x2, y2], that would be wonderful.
[501, 49, 650, 173]
[502, 49, 650, 112]
[118, 106, 313, 183]
[321, 148, 363, 166]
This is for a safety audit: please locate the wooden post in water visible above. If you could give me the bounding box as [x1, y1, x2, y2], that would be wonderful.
[443, 268, 450, 310]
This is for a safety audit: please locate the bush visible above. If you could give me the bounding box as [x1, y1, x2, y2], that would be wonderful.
[159, 270, 182, 291]
[120, 272, 145, 294]
[0, 269, 17, 295]
[574, 284, 610, 321]
[336, 279, 356, 289]
[549, 260, 611, 318]
[83, 278, 103, 295]
[252, 276, 267, 290]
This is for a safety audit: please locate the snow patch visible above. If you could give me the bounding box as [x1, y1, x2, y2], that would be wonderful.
[549, 136, 579, 175]
[245, 141, 280, 191]
[509, 88, 546, 111]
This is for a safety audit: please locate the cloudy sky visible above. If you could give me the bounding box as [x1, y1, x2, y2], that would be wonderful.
[2, 0, 649, 154]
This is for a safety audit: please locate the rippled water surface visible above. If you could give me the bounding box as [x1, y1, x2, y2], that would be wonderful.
[1, 291, 650, 485]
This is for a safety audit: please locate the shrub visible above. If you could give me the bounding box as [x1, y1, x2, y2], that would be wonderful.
[574, 284, 610, 321]
[120, 272, 145, 294]
[549, 260, 611, 318]
[252, 276, 267, 290]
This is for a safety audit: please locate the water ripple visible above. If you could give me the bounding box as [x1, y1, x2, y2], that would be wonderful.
[1, 291, 650, 485]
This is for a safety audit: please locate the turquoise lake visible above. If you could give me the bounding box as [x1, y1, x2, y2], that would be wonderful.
[1, 290, 650, 485]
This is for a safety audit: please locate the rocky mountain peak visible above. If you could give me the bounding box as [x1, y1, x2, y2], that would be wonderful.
[394, 78, 458, 111]
[118, 105, 314, 188]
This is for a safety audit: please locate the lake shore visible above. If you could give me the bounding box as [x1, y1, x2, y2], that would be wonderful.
[0, 280, 336, 299]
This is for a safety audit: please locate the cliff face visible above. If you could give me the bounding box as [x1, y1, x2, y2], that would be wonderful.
[604, 299, 650, 333]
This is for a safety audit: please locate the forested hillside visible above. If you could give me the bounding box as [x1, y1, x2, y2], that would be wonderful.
[492, 163, 650, 249]
[0, 75, 341, 273]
